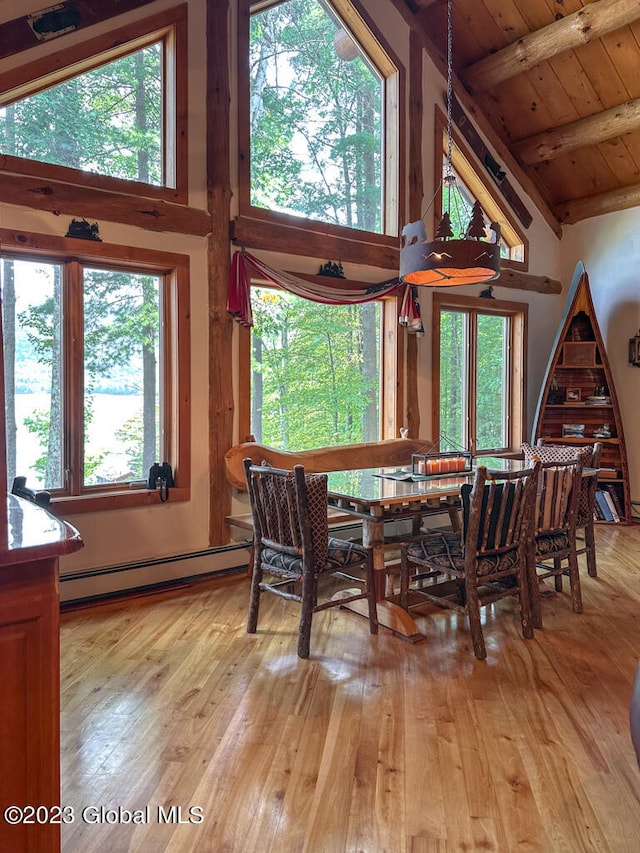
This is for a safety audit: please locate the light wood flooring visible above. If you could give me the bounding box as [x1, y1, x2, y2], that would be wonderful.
[60, 524, 640, 852]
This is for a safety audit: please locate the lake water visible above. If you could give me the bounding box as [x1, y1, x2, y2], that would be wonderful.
[11, 393, 147, 489]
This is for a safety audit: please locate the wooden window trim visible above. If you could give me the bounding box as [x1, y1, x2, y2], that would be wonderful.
[0, 5, 189, 206]
[433, 107, 529, 272]
[0, 227, 191, 515]
[432, 292, 527, 454]
[236, 0, 405, 255]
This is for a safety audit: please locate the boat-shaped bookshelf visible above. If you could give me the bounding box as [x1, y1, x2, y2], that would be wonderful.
[532, 262, 630, 523]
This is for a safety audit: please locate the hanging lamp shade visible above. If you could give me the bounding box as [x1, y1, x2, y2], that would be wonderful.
[400, 207, 501, 287]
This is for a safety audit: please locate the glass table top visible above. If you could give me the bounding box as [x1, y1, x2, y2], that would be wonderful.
[325, 457, 530, 507]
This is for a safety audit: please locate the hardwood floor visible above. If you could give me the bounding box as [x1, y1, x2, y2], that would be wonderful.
[60, 524, 640, 852]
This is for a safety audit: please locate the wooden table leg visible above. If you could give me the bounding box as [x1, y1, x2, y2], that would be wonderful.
[334, 517, 426, 643]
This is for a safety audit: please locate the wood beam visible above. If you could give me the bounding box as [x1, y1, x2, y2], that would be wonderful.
[514, 98, 640, 164]
[555, 181, 640, 225]
[231, 215, 400, 270]
[462, 0, 640, 92]
[496, 267, 561, 295]
[0, 172, 210, 235]
[207, 0, 234, 546]
[448, 99, 563, 239]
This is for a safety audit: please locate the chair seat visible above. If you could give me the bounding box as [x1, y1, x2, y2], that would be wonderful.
[406, 533, 520, 577]
[535, 529, 571, 556]
[262, 536, 369, 578]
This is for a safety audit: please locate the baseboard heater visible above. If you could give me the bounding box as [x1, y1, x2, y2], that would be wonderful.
[59, 541, 251, 606]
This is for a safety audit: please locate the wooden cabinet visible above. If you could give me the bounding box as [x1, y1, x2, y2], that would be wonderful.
[532, 263, 630, 523]
[0, 496, 82, 853]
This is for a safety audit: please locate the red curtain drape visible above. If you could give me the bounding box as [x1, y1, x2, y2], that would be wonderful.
[227, 250, 424, 334]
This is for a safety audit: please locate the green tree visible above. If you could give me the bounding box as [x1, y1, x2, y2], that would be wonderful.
[17, 268, 159, 485]
[439, 309, 509, 453]
[0, 44, 162, 183]
[251, 289, 379, 450]
[250, 0, 382, 230]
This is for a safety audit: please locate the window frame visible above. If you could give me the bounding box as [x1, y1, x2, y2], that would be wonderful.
[236, 0, 405, 261]
[0, 5, 188, 205]
[0, 228, 191, 514]
[237, 281, 402, 444]
[433, 108, 528, 271]
[432, 292, 527, 455]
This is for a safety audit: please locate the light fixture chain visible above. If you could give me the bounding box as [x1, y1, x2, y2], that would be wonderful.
[445, 0, 453, 179]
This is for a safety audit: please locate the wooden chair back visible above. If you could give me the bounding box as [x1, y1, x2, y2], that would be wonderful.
[532, 439, 601, 521]
[400, 462, 540, 659]
[243, 460, 329, 572]
[533, 457, 583, 537]
[462, 463, 539, 561]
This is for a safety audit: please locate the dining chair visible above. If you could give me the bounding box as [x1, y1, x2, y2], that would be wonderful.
[527, 456, 584, 629]
[399, 462, 540, 660]
[522, 440, 601, 577]
[243, 458, 378, 658]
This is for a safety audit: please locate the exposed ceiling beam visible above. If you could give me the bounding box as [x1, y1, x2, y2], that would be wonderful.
[413, 0, 441, 8]
[288, 267, 562, 296]
[555, 181, 640, 224]
[496, 267, 561, 295]
[446, 98, 562, 238]
[514, 97, 640, 164]
[462, 0, 640, 92]
[386, 0, 563, 238]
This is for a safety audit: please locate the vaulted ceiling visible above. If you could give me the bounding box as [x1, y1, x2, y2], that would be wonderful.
[393, 0, 640, 232]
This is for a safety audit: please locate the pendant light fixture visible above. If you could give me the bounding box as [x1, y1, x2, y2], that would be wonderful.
[399, 0, 501, 287]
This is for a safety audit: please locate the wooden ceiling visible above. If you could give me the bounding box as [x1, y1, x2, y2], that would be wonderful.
[392, 0, 640, 230]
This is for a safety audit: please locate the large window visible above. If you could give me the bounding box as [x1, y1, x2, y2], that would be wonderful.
[242, 0, 401, 238]
[249, 288, 381, 449]
[0, 7, 187, 201]
[435, 110, 528, 268]
[1, 232, 190, 512]
[0, 44, 162, 184]
[433, 293, 526, 454]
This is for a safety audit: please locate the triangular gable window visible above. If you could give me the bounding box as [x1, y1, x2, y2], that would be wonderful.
[0, 7, 186, 200]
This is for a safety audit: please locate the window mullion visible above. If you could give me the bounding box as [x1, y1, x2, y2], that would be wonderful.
[504, 318, 511, 444]
[468, 310, 478, 454]
[65, 261, 84, 495]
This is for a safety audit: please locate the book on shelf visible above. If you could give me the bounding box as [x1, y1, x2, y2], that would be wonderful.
[594, 489, 616, 522]
[603, 483, 624, 521]
[602, 490, 620, 522]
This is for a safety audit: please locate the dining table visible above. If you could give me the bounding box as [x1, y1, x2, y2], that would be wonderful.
[325, 456, 592, 642]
